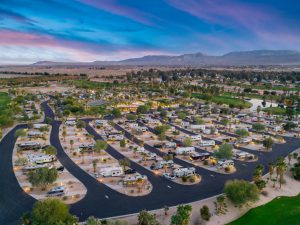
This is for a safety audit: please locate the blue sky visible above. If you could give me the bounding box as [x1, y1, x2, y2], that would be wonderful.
[0, 0, 299, 64]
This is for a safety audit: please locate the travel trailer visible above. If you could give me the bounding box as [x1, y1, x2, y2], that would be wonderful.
[176, 147, 195, 155]
[18, 142, 41, 150]
[100, 166, 124, 177]
[173, 167, 196, 177]
[199, 140, 215, 147]
[189, 152, 211, 161]
[216, 159, 234, 169]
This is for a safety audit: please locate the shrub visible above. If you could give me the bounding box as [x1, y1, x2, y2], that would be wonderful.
[182, 176, 188, 183]
[189, 176, 196, 183]
[224, 179, 259, 207]
[200, 205, 211, 221]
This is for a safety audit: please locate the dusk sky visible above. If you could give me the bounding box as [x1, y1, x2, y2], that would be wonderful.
[0, 0, 299, 64]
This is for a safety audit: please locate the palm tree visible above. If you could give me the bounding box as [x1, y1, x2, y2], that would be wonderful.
[70, 139, 74, 150]
[92, 159, 98, 173]
[119, 158, 130, 172]
[288, 153, 292, 165]
[269, 162, 274, 179]
[276, 157, 287, 188]
[94, 140, 108, 155]
[62, 129, 67, 142]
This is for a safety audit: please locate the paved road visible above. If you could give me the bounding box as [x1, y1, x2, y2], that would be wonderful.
[1, 102, 300, 224]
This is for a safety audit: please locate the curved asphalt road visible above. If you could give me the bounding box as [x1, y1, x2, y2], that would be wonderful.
[1, 101, 300, 224]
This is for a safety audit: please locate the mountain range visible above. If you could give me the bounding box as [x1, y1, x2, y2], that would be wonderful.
[32, 50, 300, 66]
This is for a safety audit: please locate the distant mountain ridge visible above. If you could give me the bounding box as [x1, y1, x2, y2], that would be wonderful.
[32, 50, 300, 66]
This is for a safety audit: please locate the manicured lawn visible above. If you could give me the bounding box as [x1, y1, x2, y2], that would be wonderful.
[228, 194, 300, 225]
[192, 93, 252, 108]
[73, 80, 126, 89]
[262, 107, 287, 115]
[0, 92, 10, 112]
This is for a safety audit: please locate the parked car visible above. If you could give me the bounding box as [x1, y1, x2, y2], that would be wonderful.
[125, 169, 136, 174]
[163, 172, 175, 180]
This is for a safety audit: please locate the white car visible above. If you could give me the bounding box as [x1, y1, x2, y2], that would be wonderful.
[163, 172, 175, 180]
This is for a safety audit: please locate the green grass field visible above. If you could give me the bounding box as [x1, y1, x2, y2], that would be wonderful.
[192, 93, 252, 108]
[228, 194, 300, 225]
[0, 92, 10, 112]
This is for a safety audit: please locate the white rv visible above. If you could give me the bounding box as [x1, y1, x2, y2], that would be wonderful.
[95, 120, 108, 126]
[216, 159, 234, 169]
[199, 140, 215, 147]
[173, 167, 196, 177]
[164, 142, 177, 148]
[100, 166, 124, 177]
[190, 124, 205, 131]
[33, 123, 48, 129]
[123, 175, 147, 183]
[65, 120, 76, 126]
[47, 186, 66, 197]
[35, 155, 56, 164]
[176, 147, 195, 155]
[107, 134, 124, 141]
[190, 135, 202, 141]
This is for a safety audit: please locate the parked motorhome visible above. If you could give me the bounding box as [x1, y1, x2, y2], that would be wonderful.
[100, 166, 124, 177]
[190, 124, 205, 131]
[28, 131, 44, 138]
[164, 142, 177, 148]
[150, 160, 174, 170]
[190, 135, 202, 141]
[23, 163, 53, 171]
[123, 175, 147, 183]
[46, 186, 65, 197]
[18, 142, 41, 150]
[65, 120, 76, 126]
[173, 167, 195, 177]
[95, 120, 108, 126]
[216, 159, 234, 169]
[189, 152, 210, 161]
[199, 140, 215, 147]
[107, 134, 124, 141]
[133, 126, 148, 132]
[181, 121, 190, 127]
[176, 147, 195, 155]
[33, 124, 48, 129]
[35, 155, 56, 164]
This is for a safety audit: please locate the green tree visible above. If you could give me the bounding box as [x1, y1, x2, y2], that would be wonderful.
[45, 117, 52, 124]
[112, 108, 122, 118]
[137, 210, 160, 225]
[171, 205, 192, 225]
[214, 143, 233, 159]
[15, 128, 27, 138]
[76, 120, 86, 130]
[194, 117, 205, 125]
[183, 137, 192, 147]
[137, 105, 149, 114]
[224, 179, 259, 207]
[126, 114, 137, 121]
[92, 159, 98, 173]
[86, 216, 102, 225]
[200, 205, 211, 221]
[120, 139, 126, 148]
[43, 145, 57, 155]
[30, 198, 78, 225]
[70, 139, 74, 150]
[95, 140, 108, 154]
[28, 167, 58, 189]
[119, 158, 131, 171]
[177, 112, 187, 120]
[252, 123, 265, 132]
[276, 157, 287, 188]
[262, 137, 274, 150]
[235, 129, 249, 139]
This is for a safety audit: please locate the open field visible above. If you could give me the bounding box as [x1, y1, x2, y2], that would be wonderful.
[192, 93, 252, 108]
[228, 194, 300, 225]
